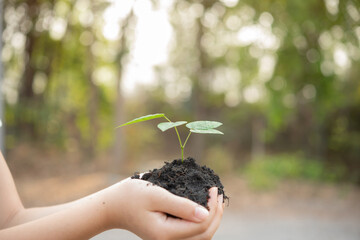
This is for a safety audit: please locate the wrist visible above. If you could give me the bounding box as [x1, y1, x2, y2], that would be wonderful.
[97, 191, 113, 232]
[101, 181, 127, 230]
[73, 188, 115, 233]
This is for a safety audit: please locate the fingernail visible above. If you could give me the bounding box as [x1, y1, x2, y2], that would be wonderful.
[194, 206, 209, 221]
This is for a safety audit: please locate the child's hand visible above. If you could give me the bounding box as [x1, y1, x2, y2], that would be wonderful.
[103, 178, 224, 240]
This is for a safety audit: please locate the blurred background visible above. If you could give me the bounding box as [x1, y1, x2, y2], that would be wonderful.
[0, 0, 359, 239]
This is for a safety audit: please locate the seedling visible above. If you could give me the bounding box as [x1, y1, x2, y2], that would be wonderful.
[117, 113, 223, 162]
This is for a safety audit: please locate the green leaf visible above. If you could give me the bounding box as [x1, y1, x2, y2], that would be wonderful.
[190, 129, 224, 134]
[116, 113, 165, 128]
[186, 121, 223, 130]
[157, 121, 187, 132]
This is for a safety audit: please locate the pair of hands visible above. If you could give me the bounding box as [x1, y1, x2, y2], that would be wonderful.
[103, 177, 224, 240]
[1, 151, 223, 240]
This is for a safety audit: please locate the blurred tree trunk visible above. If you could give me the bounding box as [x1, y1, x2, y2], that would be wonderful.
[17, 0, 40, 138]
[191, 17, 207, 162]
[112, 11, 135, 174]
[41, 36, 58, 101]
[113, 69, 125, 173]
[16, 0, 57, 139]
[86, 39, 99, 159]
[20, 32, 36, 101]
[190, 1, 219, 162]
[19, 0, 38, 100]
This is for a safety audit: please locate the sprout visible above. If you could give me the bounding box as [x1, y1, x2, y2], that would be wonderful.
[117, 113, 223, 162]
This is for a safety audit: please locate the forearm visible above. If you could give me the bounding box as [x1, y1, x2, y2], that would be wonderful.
[6, 201, 79, 228]
[0, 190, 109, 240]
[6, 186, 111, 228]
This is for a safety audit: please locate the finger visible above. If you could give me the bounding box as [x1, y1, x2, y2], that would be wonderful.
[184, 194, 224, 240]
[149, 187, 218, 239]
[160, 215, 206, 238]
[179, 187, 219, 236]
[204, 194, 224, 238]
[206, 187, 219, 222]
[150, 185, 210, 223]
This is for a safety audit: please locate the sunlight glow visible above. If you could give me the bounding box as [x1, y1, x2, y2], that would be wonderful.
[258, 54, 276, 82]
[347, 2, 360, 22]
[237, 24, 280, 50]
[11, 32, 26, 50]
[102, 23, 120, 41]
[318, 31, 333, 49]
[102, 0, 134, 40]
[49, 17, 67, 40]
[244, 85, 263, 103]
[165, 77, 192, 103]
[93, 66, 117, 88]
[320, 61, 334, 76]
[302, 84, 316, 100]
[259, 12, 273, 28]
[125, 2, 173, 96]
[325, 0, 339, 15]
[220, 0, 239, 8]
[334, 44, 350, 69]
[101, 0, 173, 96]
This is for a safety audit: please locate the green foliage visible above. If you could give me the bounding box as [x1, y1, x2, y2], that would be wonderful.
[117, 113, 165, 128]
[158, 121, 187, 132]
[2, 0, 359, 179]
[189, 129, 224, 135]
[243, 154, 346, 190]
[186, 121, 223, 130]
[117, 113, 223, 161]
[187, 121, 224, 135]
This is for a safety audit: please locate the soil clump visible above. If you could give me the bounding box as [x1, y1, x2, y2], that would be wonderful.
[132, 157, 228, 208]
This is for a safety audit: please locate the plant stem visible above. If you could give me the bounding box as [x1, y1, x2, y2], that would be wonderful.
[181, 146, 184, 163]
[183, 132, 191, 149]
[181, 132, 192, 163]
[164, 116, 184, 161]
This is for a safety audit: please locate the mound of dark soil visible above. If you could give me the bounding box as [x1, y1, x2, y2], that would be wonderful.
[132, 157, 228, 209]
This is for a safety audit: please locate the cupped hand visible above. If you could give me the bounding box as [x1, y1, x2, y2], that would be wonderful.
[103, 177, 224, 240]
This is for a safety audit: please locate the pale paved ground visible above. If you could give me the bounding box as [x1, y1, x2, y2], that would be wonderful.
[91, 211, 360, 240]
